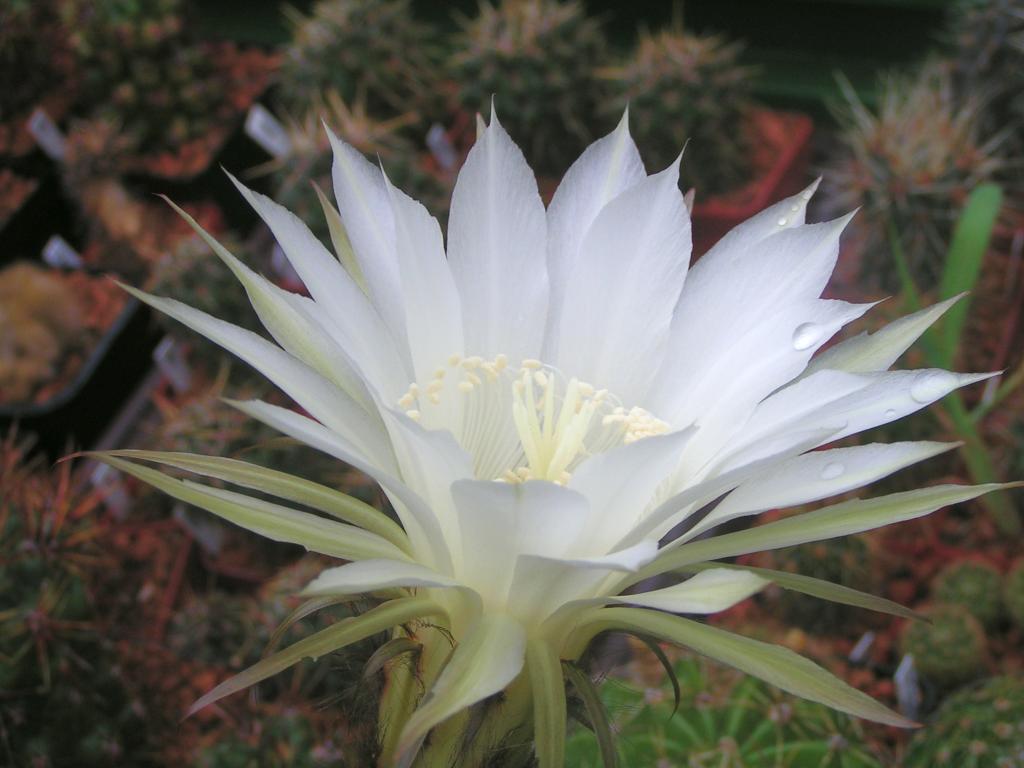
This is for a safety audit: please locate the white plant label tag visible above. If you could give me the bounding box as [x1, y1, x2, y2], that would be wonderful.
[426, 123, 457, 171]
[152, 336, 192, 394]
[245, 103, 292, 158]
[42, 235, 83, 269]
[27, 108, 66, 161]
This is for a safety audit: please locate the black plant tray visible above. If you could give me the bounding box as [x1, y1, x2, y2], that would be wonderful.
[0, 298, 160, 459]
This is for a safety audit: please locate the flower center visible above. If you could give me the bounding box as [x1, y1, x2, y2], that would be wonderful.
[396, 356, 670, 483]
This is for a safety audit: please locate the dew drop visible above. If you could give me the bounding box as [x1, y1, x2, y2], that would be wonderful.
[820, 462, 844, 480]
[777, 217, 788, 226]
[792, 322, 822, 351]
[909, 370, 956, 404]
[790, 204, 800, 213]
[884, 408, 897, 419]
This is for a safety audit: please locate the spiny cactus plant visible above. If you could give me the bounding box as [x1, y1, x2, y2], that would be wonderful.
[825, 61, 1006, 291]
[59, 0, 224, 153]
[260, 92, 450, 242]
[0, 1, 70, 129]
[565, 654, 886, 767]
[277, 0, 441, 122]
[0, 432, 148, 766]
[933, 560, 1003, 628]
[948, 0, 1024, 158]
[168, 591, 268, 670]
[767, 536, 877, 634]
[601, 28, 755, 196]
[1004, 559, 1024, 631]
[451, 0, 607, 175]
[195, 706, 345, 768]
[0, 263, 83, 405]
[900, 605, 988, 688]
[904, 676, 1024, 767]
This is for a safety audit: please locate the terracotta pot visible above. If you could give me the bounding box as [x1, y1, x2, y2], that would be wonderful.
[691, 108, 814, 256]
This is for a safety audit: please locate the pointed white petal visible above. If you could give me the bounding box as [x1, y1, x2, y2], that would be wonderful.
[228, 172, 410, 395]
[702, 179, 821, 260]
[687, 441, 957, 540]
[545, 111, 646, 349]
[615, 568, 767, 614]
[804, 294, 965, 376]
[326, 126, 408, 349]
[385, 177, 464, 382]
[303, 559, 461, 595]
[447, 110, 549, 361]
[554, 159, 691, 403]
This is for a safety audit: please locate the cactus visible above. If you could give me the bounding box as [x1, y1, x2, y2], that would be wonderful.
[1004, 559, 1024, 631]
[451, 0, 607, 175]
[824, 60, 1006, 291]
[601, 28, 755, 196]
[0, 1, 71, 125]
[168, 591, 268, 670]
[904, 676, 1024, 767]
[948, 0, 1024, 157]
[565, 654, 886, 767]
[59, 0, 225, 153]
[0, 263, 84, 404]
[767, 536, 877, 634]
[195, 707, 344, 768]
[900, 605, 988, 688]
[0, 432, 148, 765]
[277, 0, 441, 123]
[932, 560, 1003, 628]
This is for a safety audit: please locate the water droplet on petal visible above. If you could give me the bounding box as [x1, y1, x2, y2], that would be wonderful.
[777, 217, 788, 226]
[792, 322, 822, 351]
[820, 462, 844, 480]
[909, 370, 956, 404]
[884, 408, 897, 419]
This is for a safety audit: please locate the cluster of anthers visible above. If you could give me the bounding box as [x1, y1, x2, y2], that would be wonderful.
[397, 355, 670, 485]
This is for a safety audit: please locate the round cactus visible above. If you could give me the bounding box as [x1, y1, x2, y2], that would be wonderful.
[900, 605, 988, 688]
[1004, 559, 1024, 631]
[904, 676, 1024, 767]
[450, 0, 607, 175]
[277, 0, 441, 123]
[601, 28, 755, 197]
[933, 560, 1003, 628]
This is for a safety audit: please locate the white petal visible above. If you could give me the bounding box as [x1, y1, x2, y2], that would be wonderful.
[687, 441, 957, 540]
[385, 177, 464, 382]
[326, 126, 409, 352]
[450, 479, 589, 606]
[228, 172, 410, 395]
[804, 294, 964, 376]
[554, 158, 691, 402]
[569, 427, 696, 552]
[303, 559, 460, 595]
[228, 399, 452, 573]
[447, 109, 549, 361]
[615, 568, 767, 614]
[544, 111, 645, 350]
[701, 178, 820, 260]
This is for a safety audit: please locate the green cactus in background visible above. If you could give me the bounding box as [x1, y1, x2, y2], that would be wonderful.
[904, 676, 1024, 767]
[168, 591, 268, 670]
[933, 560, 1003, 628]
[59, 0, 224, 152]
[195, 708, 344, 768]
[1004, 559, 1024, 631]
[601, 28, 755, 197]
[277, 0, 441, 123]
[451, 0, 607, 175]
[565, 655, 886, 767]
[824, 60, 1007, 291]
[0, 0, 70, 124]
[768, 536, 877, 634]
[948, 0, 1024, 159]
[900, 605, 988, 688]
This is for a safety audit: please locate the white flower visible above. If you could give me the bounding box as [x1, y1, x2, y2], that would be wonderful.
[103, 108, 1007, 766]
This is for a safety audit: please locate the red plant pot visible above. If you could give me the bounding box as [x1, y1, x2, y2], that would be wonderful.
[691, 108, 814, 257]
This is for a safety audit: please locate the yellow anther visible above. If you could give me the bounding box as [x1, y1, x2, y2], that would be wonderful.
[406, 409, 421, 421]
[433, 367, 446, 379]
[398, 393, 415, 409]
[457, 381, 474, 394]
[521, 359, 543, 370]
[448, 354, 462, 366]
